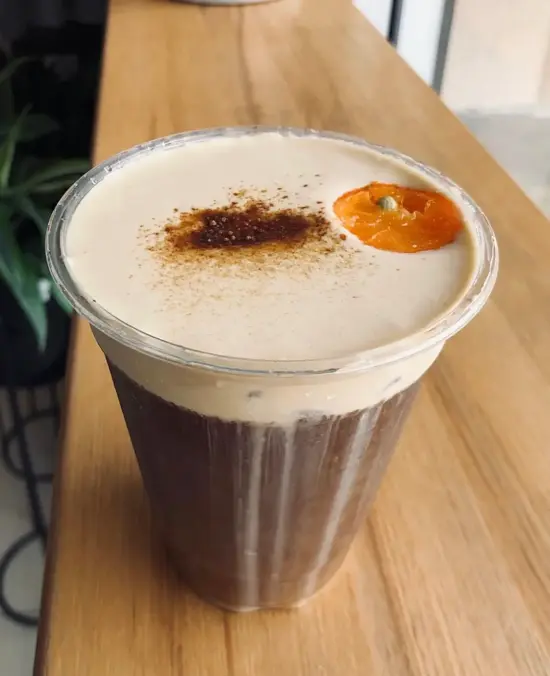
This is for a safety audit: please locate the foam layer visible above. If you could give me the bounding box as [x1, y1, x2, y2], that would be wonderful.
[65, 131, 476, 421]
[95, 329, 442, 422]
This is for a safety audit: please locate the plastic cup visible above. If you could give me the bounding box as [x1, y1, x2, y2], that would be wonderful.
[46, 128, 498, 611]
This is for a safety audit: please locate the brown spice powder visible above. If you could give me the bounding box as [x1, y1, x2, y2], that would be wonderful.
[163, 199, 330, 253]
[144, 196, 355, 288]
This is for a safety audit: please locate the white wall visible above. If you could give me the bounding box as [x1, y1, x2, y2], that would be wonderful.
[442, 0, 550, 112]
[353, 0, 447, 87]
[352, 0, 392, 37]
[397, 0, 446, 85]
[354, 0, 550, 113]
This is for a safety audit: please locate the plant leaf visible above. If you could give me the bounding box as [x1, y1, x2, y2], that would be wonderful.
[0, 204, 47, 350]
[17, 158, 89, 192]
[0, 114, 59, 141]
[34, 252, 73, 315]
[24, 250, 44, 276]
[0, 203, 20, 284]
[0, 84, 14, 126]
[14, 195, 51, 234]
[29, 176, 83, 195]
[0, 57, 31, 123]
[50, 280, 73, 315]
[0, 105, 31, 188]
[11, 156, 48, 184]
[0, 57, 33, 88]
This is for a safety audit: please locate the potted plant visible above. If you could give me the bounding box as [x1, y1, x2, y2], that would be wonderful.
[0, 58, 89, 386]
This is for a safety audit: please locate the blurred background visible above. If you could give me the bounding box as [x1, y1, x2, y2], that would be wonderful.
[0, 2, 105, 674]
[1, 0, 549, 673]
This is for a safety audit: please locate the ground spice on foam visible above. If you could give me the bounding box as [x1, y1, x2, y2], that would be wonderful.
[164, 200, 330, 251]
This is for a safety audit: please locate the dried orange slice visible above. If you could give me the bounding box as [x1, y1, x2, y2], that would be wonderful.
[333, 182, 463, 253]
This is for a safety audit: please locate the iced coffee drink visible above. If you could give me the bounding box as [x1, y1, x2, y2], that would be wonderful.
[46, 128, 497, 611]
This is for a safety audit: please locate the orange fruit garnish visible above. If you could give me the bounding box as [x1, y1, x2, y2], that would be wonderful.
[333, 182, 463, 253]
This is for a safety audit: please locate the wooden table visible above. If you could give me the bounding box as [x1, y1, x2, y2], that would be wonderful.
[35, 1, 550, 674]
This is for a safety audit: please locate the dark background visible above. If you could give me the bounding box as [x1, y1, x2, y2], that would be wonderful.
[1, 0, 107, 160]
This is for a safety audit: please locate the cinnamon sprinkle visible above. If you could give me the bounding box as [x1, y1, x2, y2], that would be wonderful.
[143, 194, 355, 286]
[163, 199, 330, 252]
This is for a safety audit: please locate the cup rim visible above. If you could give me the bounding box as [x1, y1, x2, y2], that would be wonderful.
[45, 126, 499, 376]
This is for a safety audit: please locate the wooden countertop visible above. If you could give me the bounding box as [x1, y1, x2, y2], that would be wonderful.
[35, 0, 550, 674]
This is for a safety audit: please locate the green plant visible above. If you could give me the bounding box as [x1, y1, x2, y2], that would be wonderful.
[0, 57, 89, 350]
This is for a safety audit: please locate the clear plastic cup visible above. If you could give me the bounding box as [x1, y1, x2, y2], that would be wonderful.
[46, 128, 498, 611]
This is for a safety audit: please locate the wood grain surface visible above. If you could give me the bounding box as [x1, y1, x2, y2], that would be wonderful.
[35, 0, 550, 674]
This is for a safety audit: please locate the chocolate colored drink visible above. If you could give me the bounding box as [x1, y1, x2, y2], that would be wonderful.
[46, 128, 498, 611]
